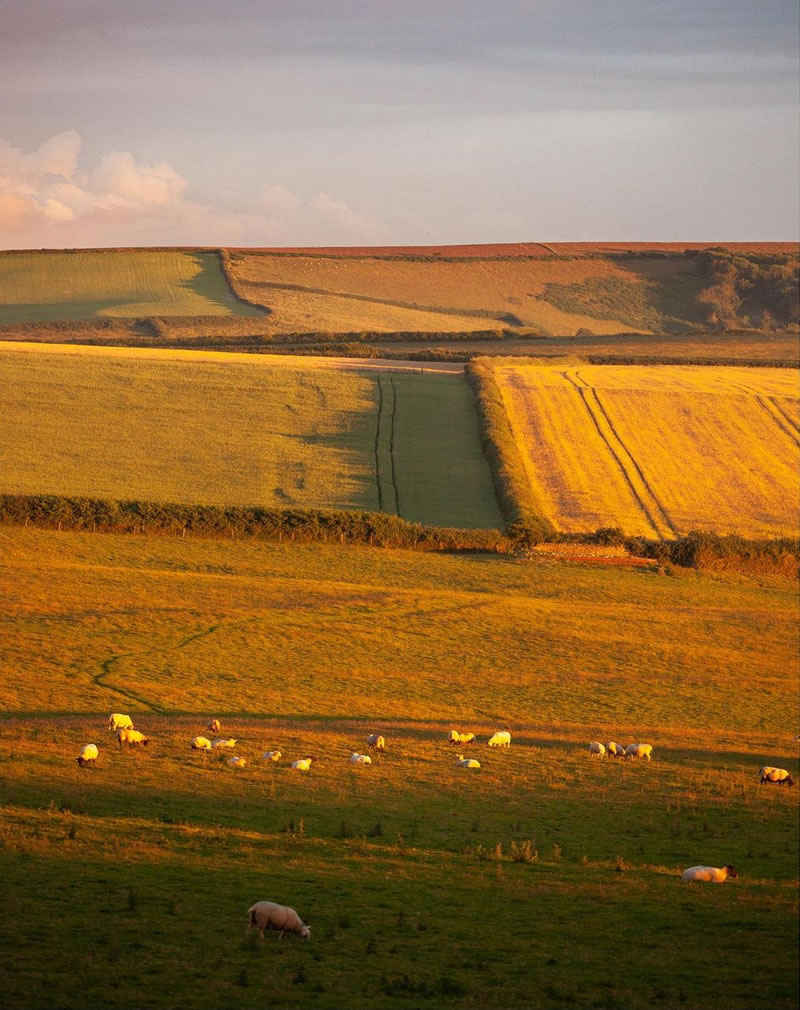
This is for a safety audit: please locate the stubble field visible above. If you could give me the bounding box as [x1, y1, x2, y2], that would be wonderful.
[495, 363, 800, 538]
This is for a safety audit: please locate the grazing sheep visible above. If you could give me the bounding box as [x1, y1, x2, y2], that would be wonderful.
[760, 766, 794, 786]
[108, 713, 134, 732]
[191, 736, 212, 751]
[589, 741, 606, 758]
[448, 730, 476, 745]
[350, 752, 372, 765]
[117, 728, 149, 748]
[76, 744, 99, 767]
[227, 756, 247, 768]
[607, 741, 626, 758]
[456, 754, 481, 769]
[487, 731, 511, 748]
[681, 865, 738, 883]
[262, 750, 282, 762]
[291, 757, 314, 771]
[367, 734, 385, 751]
[206, 718, 221, 734]
[246, 901, 311, 940]
[625, 743, 653, 761]
[212, 738, 237, 750]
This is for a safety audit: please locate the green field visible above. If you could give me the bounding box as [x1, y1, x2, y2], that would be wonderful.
[0, 345, 502, 529]
[0, 251, 262, 321]
[0, 528, 797, 1009]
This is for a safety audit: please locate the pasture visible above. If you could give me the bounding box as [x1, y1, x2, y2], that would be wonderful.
[0, 250, 262, 322]
[0, 527, 798, 1009]
[494, 363, 800, 539]
[0, 343, 501, 529]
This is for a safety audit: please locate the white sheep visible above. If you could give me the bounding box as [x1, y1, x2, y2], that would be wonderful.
[108, 713, 133, 732]
[589, 741, 606, 758]
[212, 738, 237, 750]
[350, 752, 372, 765]
[76, 743, 99, 767]
[206, 718, 221, 733]
[367, 733, 385, 751]
[291, 757, 314, 771]
[625, 743, 653, 761]
[760, 766, 794, 786]
[246, 901, 311, 940]
[227, 756, 247, 768]
[448, 730, 476, 745]
[117, 727, 149, 748]
[191, 736, 212, 751]
[456, 754, 481, 769]
[487, 731, 511, 748]
[262, 750, 282, 762]
[681, 865, 738, 883]
[607, 741, 626, 758]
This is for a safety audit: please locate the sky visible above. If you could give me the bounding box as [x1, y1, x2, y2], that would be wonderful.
[0, 0, 798, 248]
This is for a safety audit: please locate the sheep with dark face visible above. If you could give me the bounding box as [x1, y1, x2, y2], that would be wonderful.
[760, 766, 794, 786]
[681, 865, 738, 883]
[246, 901, 310, 940]
[77, 744, 99, 767]
[117, 728, 149, 748]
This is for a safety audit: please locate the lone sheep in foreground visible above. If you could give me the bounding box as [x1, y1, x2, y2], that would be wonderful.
[246, 901, 311, 940]
[488, 731, 511, 748]
[108, 713, 133, 732]
[77, 744, 99, 767]
[350, 752, 372, 765]
[206, 718, 221, 734]
[625, 743, 653, 761]
[291, 757, 314, 771]
[760, 766, 794, 786]
[681, 865, 738, 883]
[262, 750, 282, 762]
[367, 734, 385, 751]
[607, 741, 626, 758]
[589, 741, 606, 758]
[191, 736, 212, 751]
[456, 755, 481, 769]
[117, 728, 149, 748]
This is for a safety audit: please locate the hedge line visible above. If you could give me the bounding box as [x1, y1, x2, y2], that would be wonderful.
[585, 355, 799, 368]
[0, 494, 508, 552]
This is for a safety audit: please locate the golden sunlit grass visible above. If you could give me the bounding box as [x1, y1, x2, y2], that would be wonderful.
[1, 528, 797, 1008]
[0, 251, 261, 321]
[0, 344, 501, 528]
[495, 363, 800, 538]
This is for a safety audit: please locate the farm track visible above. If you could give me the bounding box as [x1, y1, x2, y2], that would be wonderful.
[563, 370, 674, 539]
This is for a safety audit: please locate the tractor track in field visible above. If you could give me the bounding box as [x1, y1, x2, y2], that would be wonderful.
[755, 396, 800, 448]
[375, 374, 401, 517]
[564, 371, 674, 539]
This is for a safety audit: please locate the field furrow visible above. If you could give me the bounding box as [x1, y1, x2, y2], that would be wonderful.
[755, 396, 800, 448]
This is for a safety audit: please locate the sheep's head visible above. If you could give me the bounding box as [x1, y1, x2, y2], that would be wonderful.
[725, 865, 739, 878]
[300, 925, 311, 940]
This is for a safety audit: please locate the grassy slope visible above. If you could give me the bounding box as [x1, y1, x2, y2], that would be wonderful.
[0, 344, 501, 529]
[0, 251, 262, 321]
[0, 528, 798, 1009]
[494, 363, 800, 538]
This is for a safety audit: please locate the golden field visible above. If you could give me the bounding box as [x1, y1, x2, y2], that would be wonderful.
[230, 252, 696, 335]
[494, 363, 800, 538]
[0, 343, 501, 529]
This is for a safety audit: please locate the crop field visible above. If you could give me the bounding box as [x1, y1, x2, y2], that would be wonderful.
[0, 528, 798, 1009]
[229, 251, 708, 335]
[0, 251, 262, 322]
[0, 343, 501, 529]
[494, 363, 800, 538]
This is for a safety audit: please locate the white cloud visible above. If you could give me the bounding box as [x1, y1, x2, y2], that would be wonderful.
[0, 131, 385, 247]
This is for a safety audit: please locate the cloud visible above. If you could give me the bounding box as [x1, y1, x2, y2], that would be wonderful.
[0, 131, 383, 247]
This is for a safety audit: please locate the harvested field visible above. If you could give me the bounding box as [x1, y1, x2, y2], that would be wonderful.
[0, 250, 262, 322]
[494, 363, 800, 538]
[0, 343, 501, 529]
